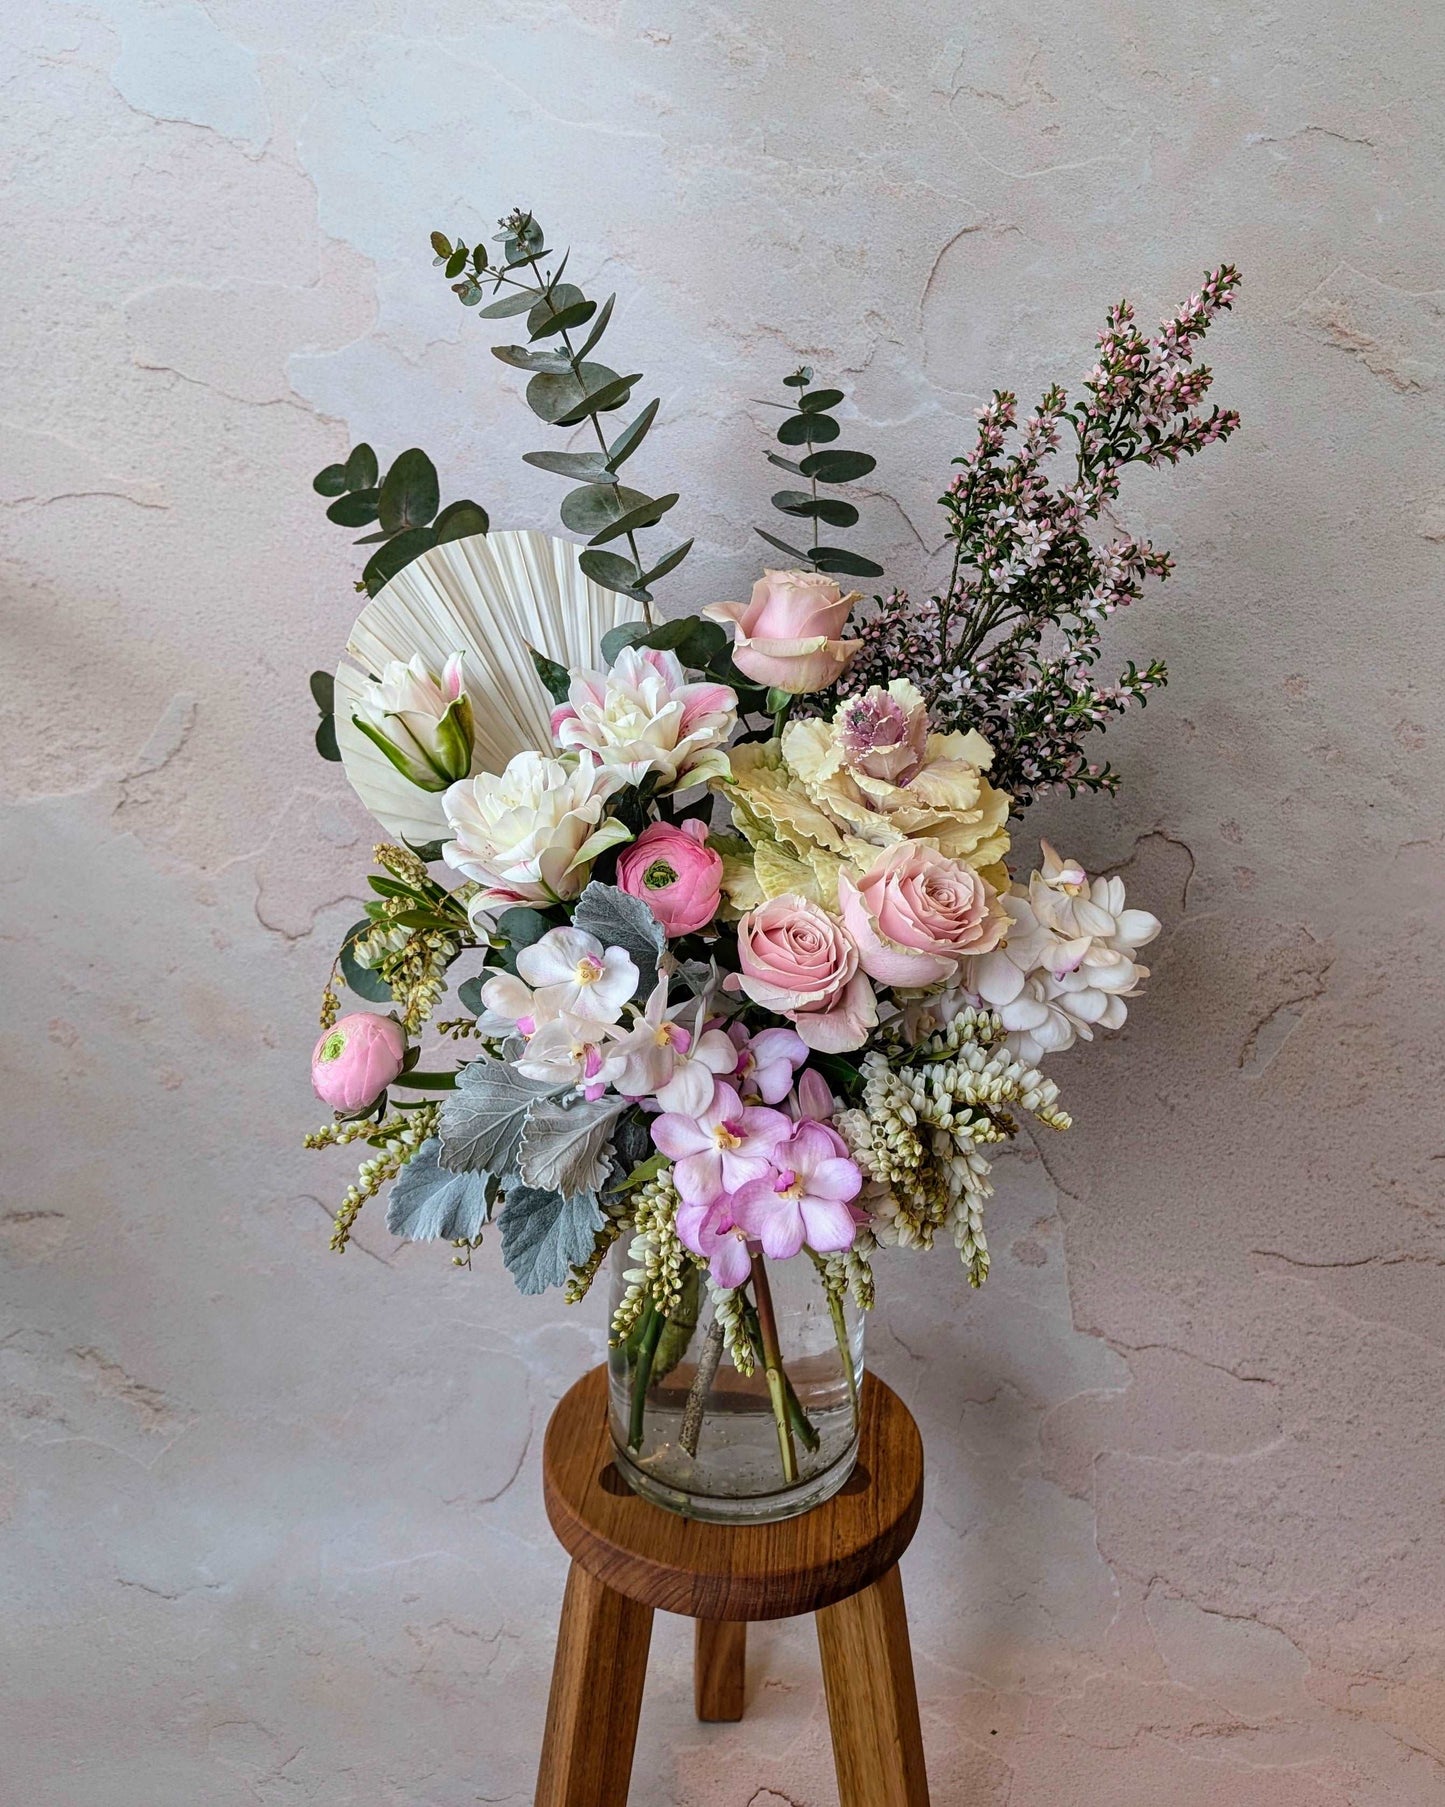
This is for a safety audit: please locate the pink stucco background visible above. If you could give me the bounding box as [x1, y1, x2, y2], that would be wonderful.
[4, 2, 1443, 1801]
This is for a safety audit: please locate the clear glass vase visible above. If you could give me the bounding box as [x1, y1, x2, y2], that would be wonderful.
[606, 1248, 864, 1524]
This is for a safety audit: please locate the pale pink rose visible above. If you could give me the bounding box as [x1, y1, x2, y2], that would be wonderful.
[615, 819, 723, 936]
[702, 569, 861, 694]
[311, 1012, 407, 1113]
[727, 893, 878, 1053]
[838, 842, 1008, 988]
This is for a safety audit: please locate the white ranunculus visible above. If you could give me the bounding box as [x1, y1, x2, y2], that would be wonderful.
[550, 645, 737, 790]
[961, 840, 1161, 1063]
[441, 752, 630, 907]
[352, 652, 476, 790]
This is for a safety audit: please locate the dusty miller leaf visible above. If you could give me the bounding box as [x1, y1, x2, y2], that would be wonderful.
[519, 1093, 628, 1198]
[498, 1182, 605, 1295]
[571, 882, 663, 1000]
[385, 1140, 490, 1242]
[437, 1056, 564, 1177]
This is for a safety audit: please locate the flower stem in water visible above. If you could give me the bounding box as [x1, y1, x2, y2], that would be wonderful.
[679, 1316, 725, 1458]
[628, 1301, 665, 1451]
[749, 1252, 798, 1484]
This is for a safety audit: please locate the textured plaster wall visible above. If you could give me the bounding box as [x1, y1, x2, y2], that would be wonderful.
[3, 2, 1443, 1802]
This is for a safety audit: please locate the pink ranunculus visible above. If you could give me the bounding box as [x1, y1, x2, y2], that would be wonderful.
[311, 1012, 407, 1113]
[728, 1120, 863, 1260]
[615, 819, 723, 937]
[702, 569, 862, 695]
[838, 842, 1009, 988]
[727, 893, 878, 1053]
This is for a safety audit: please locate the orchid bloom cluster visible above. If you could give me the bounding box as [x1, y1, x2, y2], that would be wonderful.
[303, 265, 1238, 1358]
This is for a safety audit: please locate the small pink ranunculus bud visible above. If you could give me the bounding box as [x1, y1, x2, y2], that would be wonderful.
[702, 569, 861, 695]
[311, 1012, 407, 1112]
[615, 819, 724, 937]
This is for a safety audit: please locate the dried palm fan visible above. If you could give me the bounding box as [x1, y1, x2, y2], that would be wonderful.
[334, 529, 644, 843]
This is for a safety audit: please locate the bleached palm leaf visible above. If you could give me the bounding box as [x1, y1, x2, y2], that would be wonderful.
[334, 529, 644, 842]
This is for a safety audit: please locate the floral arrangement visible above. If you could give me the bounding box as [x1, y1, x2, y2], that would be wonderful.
[303, 210, 1239, 1488]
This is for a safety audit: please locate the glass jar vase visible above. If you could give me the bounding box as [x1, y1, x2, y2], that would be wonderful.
[606, 1248, 864, 1524]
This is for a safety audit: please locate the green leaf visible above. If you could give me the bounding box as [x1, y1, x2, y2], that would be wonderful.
[782, 366, 814, 388]
[611, 1151, 669, 1193]
[530, 298, 596, 341]
[456, 283, 483, 307]
[530, 646, 572, 704]
[313, 463, 348, 496]
[576, 293, 615, 360]
[477, 290, 536, 319]
[522, 450, 613, 480]
[456, 973, 485, 1016]
[554, 371, 640, 427]
[578, 549, 646, 598]
[343, 443, 379, 490]
[430, 231, 452, 258]
[314, 715, 340, 761]
[432, 499, 489, 544]
[309, 670, 336, 712]
[339, 920, 392, 1002]
[445, 247, 468, 279]
[755, 526, 811, 562]
[771, 490, 859, 528]
[351, 529, 391, 545]
[362, 526, 434, 596]
[777, 413, 841, 446]
[498, 1181, 604, 1295]
[559, 483, 652, 538]
[799, 388, 845, 412]
[526, 283, 585, 337]
[326, 489, 379, 527]
[640, 539, 693, 585]
[607, 399, 660, 470]
[525, 362, 620, 425]
[378, 448, 440, 534]
[599, 622, 652, 663]
[587, 492, 679, 546]
[492, 343, 573, 374]
[764, 451, 805, 476]
[386, 1139, 489, 1242]
[497, 906, 556, 951]
[810, 546, 885, 577]
[800, 449, 877, 483]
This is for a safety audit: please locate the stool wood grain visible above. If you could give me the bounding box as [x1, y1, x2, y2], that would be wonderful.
[535, 1364, 929, 1806]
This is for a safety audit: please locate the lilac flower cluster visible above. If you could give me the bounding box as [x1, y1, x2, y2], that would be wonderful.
[837, 267, 1241, 806]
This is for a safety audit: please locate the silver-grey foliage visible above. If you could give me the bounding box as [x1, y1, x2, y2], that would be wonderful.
[437, 1056, 565, 1176]
[386, 1139, 490, 1242]
[498, 1182, 605, 1295]
[519, 1093, 628, 1199]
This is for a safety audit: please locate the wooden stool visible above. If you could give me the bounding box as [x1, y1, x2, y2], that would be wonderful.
[536, 1364, 929, 1806]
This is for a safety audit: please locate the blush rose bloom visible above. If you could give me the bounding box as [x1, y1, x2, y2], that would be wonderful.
[311, 1012, 407, 1113]
[727, 893, 878, 1053]
[615, 819, 723, 937]
[702, 569, 861, 694]
[837, 842, 1008, 988]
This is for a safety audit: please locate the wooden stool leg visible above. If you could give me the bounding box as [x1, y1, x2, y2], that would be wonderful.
[535, 1561, 653, 1807]
[815, 1565, 929, 1807]
[693, 1618, 746, 1722]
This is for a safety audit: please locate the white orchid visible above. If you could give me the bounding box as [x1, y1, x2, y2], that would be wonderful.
[962, 840, 1161, 1062]
[514, 1014, 616, 1096]
[515, 928, 638, 1026]
[351, 652, 475, 790]
[442, 752, 630, 908]
[550, 645, 737, 790]
[606, 979, 738, 1113]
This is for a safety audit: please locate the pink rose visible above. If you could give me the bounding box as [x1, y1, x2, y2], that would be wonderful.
[702, 569, 861, 694]
[615, 819, 723, 936]
[727, 893, 878, 1053]
[311, 1012, 407, 1112]
[838, 842, 1008, 988]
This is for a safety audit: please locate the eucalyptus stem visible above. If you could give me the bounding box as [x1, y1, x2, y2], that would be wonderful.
[628, 1300, 665, 1451]
[749, 1252, 797, 1484]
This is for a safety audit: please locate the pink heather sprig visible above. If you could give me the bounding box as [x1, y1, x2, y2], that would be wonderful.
[826, 266, 1241, 807]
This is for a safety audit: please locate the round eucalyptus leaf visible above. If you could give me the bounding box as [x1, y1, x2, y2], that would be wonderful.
[559, 483, 652, 537]
[771, 490, 858, 528]
[555, 371, 640, 426]
[530, 298, 596, 341]
[326, 489, 380, 527]
[578, 548, 646, 599]
[445, 247, 468, 279]
[430, 231, 452, 258]
[526, 283, 585, 338]
[588, 491, 678, 545]
[343, 443, 379, 490]
[362, 525, 435, 596]
[432, 500, 490, 544]
[477, 291, 536, 319]
[313, 463, 349, 496]
[525, 362, 618, 424]
[799, 388, 845, 412]
[777, 413, 841, 446]
[378, 448, 440, 533]
[799, 449, 877, 483]
[809, 546, 885, 578]
[309, 669, 336, 711]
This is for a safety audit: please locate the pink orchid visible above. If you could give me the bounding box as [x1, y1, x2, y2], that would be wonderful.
[728, 1023, 808, 1105]
[675, 1195, 754, 1289]
[792, 1068, 836, 1123]
[727, 1120, 863, 1260]
[650, 1080, 791, 1207]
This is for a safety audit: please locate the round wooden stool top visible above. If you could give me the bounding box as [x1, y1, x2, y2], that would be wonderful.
[541, 1365, 924, 1622]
